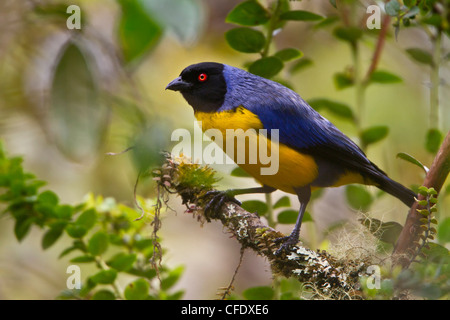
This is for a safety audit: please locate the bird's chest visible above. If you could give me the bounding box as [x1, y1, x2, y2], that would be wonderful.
[195, 107, 263, 132]
[194, 108, 318, 193]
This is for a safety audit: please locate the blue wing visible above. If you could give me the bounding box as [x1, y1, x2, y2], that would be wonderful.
[235, 83, 376, 170]
[220, 65, 415, 204]
[220, 65, 384, 179]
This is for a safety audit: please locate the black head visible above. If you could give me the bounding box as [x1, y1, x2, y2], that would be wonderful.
[166, 62, 227, 112]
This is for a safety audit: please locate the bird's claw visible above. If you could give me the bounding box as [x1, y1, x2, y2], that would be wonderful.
[274, 234, 299, 256]
[203, 190, 241, 219]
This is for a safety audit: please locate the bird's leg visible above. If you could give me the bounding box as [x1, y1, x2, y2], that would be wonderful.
[203, 185, 276, 218]
[274, 186, 311, 255]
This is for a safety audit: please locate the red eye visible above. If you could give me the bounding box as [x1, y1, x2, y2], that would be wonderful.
[198, 73, 207, 82]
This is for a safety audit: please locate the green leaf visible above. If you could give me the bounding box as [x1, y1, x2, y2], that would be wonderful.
[161, 266, 184, 291]
[118, 0, 162, 63]
[225, 27, 266, 53]
[243, 286, 274, 300]
[127, 267, 157, 280]
[438, 217, 450, 244]
[405, 48, 434, 66]
[378, 221, 403, 244]
[66, 224, 87, 239]
[422, 14, 442, 27]
[91, 289, 116, 300]
[307, 98, 354, 120]
[50, 43, 108, 161]
[230, 166, 251, 178]
[278, 210, 312, 224]
[241, 200, 268, 215]
[34, 202, 56, 219]
[248, 57, 284, 79]
[75, 208, 97, 230]
[403, 0, 417, 8]
[333, 72, 354, 90]
[280, 10, 323, 21]
[421, 242, 449, 263]
[90, 269, 117, 285]
[131, 124, 173, 172]
[369, 70, 402, 84]
[14, 217, 34, 242]
[396, 152, 428, 173]
[361, 126, 389, 146]
[277, 210, 297, 224]
[59, 244, 82, 259]
[385, 0, 401, 16]
[124, 278, 150, 300]
[134, 238, 154, 252]
[290, 58, 313, 74]
[79, 278, 96, 297]
[226, 0, 270, 26]
[166, 290, 185, 300]
[425, 128, 442, 154]
[107, 253, 137, 271]
[274, 48, 303, 62]
[70, 255, 95, 263]
[360, 218, 403, 245]
[55, 205, 73, 219]
[333, 26, 363, 44]
[141, 0, 204, 45]
[273, 196, 291, 209]
[314, 16, 339, 29]
[346, 185, 373, 211]
[87, 231, 109, 256]
[42, 227, 64, 250]
[38, 190, 59, 206]
[403, 5, 420, 18]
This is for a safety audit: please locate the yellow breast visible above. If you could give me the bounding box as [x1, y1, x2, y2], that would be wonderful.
[194, 107, 318, 193]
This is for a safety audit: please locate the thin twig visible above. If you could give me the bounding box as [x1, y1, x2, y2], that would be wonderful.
[364, 15, 391, 83]
[219, 246, 245, 300]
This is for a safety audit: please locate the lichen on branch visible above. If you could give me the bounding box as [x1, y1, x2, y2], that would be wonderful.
[153, 153, 374, 299]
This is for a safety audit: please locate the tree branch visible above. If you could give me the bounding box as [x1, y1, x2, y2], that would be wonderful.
[364, 15, 391, 83]
[393, 130, 450, 268]
[153, 153, 372, 299]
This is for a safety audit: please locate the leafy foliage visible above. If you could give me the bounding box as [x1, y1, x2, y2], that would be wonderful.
[0, 143, 183, 300]
[225, 0, 317, 78]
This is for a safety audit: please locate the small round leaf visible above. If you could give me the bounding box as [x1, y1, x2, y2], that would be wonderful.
[88, 231, 109, 256]
[226, 0, 270, 26]
[225, 27, 266, 53]
[274, 48, 303, 62]
[125, 278, 150, 300]
[248, 57, 283, 79]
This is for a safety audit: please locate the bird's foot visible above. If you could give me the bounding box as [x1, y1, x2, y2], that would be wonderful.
[274, 233, 300, 256]
[203, 190, 241, 219]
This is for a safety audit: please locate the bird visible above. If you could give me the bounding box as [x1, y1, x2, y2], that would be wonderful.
[166, 62, 416, 254]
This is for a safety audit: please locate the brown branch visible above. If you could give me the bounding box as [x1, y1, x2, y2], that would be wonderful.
[364, 15, 391, 83]
[393, 130, 450, 268]
[154, 153, 372, 299]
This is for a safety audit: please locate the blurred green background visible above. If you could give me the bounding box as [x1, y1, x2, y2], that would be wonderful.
[0, 0, 448, 299]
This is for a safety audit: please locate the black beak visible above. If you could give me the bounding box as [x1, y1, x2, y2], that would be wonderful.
[165, 76, 192, 91]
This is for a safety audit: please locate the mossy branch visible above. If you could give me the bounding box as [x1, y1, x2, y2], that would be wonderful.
[394, 130, 450, 268]
[153, 153, 371, 299]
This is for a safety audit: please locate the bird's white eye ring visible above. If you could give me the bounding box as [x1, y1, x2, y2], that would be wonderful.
[198, 73, 207, 82]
